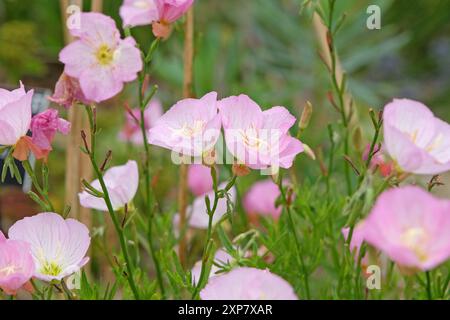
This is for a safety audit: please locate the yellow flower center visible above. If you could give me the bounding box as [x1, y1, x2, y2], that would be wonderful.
[401, 227, 428, 262]
[96, 44, 114, 66]
[40, 261, 62, 277]
[173, 120, 206, 138]
[240, 126, 269, 150]
[0, 265, 19, 277]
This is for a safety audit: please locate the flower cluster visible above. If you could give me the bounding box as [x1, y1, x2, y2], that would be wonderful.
[0, 213, 90, 295]
[148, 92, 304, 172]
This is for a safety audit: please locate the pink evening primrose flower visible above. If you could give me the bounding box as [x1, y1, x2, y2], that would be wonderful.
[244, 179, 284, 220]
[148, 92, 221, 157]
[218, 94, 304, 170]
[30, 109, 71, 152]
[155, 0, 194, 24]
[120, 0, 159, 27]
[191, 249, 233, 285]
[174, 182, 236, 229]
[383, 99, 450, 175]
[119, 99, 163, 145]
[0, 231, 35, 295]
[8, 213, 90, 282]
[48, 73, 92, 108]
[362, 186, 450, 271]
[342, 223, 369, 267]
[187, 164, 213, 196]
[0, 83, 47, 161]
[79, 160, 139, 212]
[200, 267, 298, 300]
[59, 13, 143, 103]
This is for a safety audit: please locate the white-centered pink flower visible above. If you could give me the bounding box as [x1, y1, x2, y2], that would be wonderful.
[187, 164, 213, 196]
[362, 186, 450, 271]
[0, 232, 35, 295]
[383, 99, 450, 175]
[148, 92, 221, 157]
[200, 267, 298, 300]
[8, 213, 90, 282]
[119, 99, 163, 145]
[79, 160, 139, 212]
[174, 182, 236, 229]
[218, 94, 304, 170]
[59, 13, 143, 103]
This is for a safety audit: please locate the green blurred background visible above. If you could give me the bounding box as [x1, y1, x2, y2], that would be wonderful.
[0, 0, 449, 212]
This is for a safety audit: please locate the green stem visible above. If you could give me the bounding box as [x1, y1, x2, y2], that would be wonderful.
[22, 160, 54, 212]
[426, 271, 433, 300]
[84, 106, 140, 300]
[278, 176, 311, 299]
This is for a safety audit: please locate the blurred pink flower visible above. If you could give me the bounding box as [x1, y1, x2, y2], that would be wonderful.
[148, 92, 221, 157]
[362, 186, 450, 271]
[0, 231, 35, 295]
[200, 267, 298, 300]
[174, 182, 236, 229]
[244, 179, 283, 220]
[48, 73, 92, 108]
[8, 213, 90, 282]
[59, 13, 142, 103]
[119, 99, 163, 145]
[120, 0, 159, 27]
[187, 164, 213, 196]
[31, 109, 71, 152]
[383, 99, 450, 175]
[191, 249, 233, 285]
[218, 94, 303, 170]
[79, 160, 139, 211]
[342, 223, 369, 265]
[0, 83, 47, 161]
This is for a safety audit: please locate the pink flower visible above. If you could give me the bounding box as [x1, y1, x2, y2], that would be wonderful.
[148, 92, 221, 157]
[174, 182, 236, 229]
[218, 94, 303, 170]
[187, 164, 213, 196]
[244, 179, 283, 220]
[383, 99, 450, 175]
[119, 99, 163, 145]
[191, 249, 233, 285]
[59, 13, 143, 103]
[200, 267, 298, 300]
[8, 213, 90, 282]
[362, 186, 450, 271]
[342, 223, 369, 266]
[0, 231, 35, 295]
[79, 160, 139, 211]
[31, 109, 71, 151]
[120, 0, 159, 27]
[155, 0, 194, 24]
[0, 83, 47, 161]
[48, 73, 92, 108]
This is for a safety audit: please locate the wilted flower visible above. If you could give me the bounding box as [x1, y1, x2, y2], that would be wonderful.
[200, 267, 298, 300]
[8, 213, 90, 282]
[120, 0, 159, 27]
[48, 73, 92, 108]
[119, 99, 163, 145]
[31, 109, 71, 152]
[0, 82, 46, 161]
[0, 232, 35, 295]
[362, 186, 450, 271]
[383, 99, 450, 175]
[218, 94, 303, 170]
[187, 164, 213, 196]
[174, 182, 236, 229]
[148, 92, 221, 157]
[59, 13, 142, 102]
[79, 160, 139, 212]
[244, 179, 283, 220]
